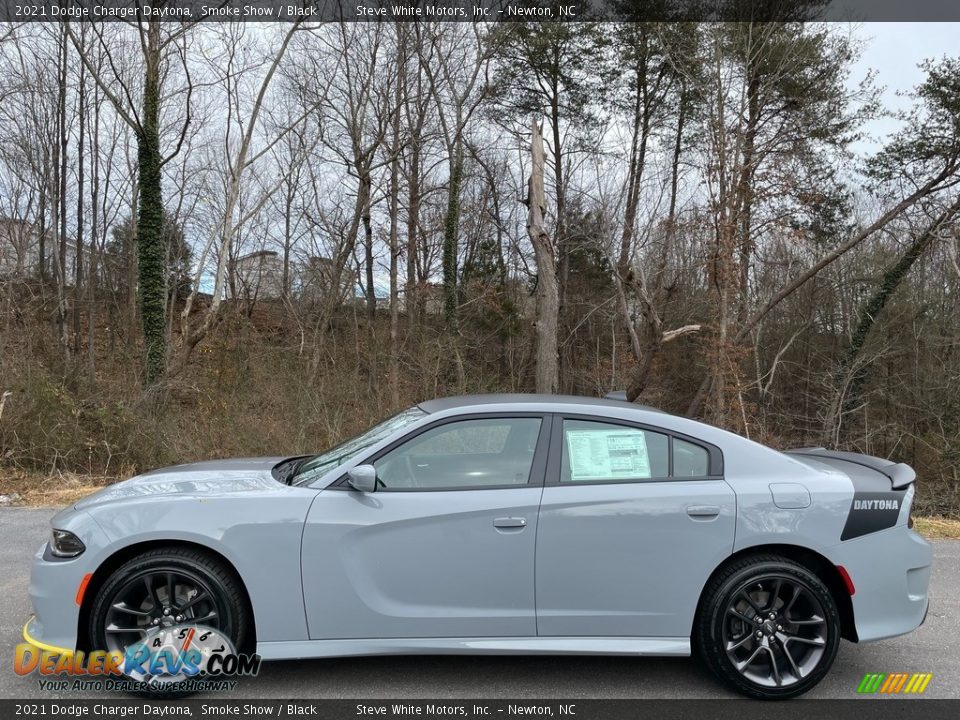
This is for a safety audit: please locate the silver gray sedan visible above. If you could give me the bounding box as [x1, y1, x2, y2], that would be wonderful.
[25, 394, 930, 699]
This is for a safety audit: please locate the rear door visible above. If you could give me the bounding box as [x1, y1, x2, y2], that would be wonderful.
[302, 413, 550, 640]
[535, 415, 736, 638]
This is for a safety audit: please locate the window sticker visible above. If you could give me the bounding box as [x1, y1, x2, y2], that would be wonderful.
[566, 429, 651, 480]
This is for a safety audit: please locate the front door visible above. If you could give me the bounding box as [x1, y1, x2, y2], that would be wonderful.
[535, 416, 736, 638]
[302, 414, 549, 640]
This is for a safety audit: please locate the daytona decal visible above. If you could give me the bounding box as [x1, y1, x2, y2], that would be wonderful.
[852, 498, 900, 511]
[841, 491, 906, 541]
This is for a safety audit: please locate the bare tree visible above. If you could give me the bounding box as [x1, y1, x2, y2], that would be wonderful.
[67, 17, 197, 382]
[417, 23, 492, 328]
[527, 120, 558, 393]
[823, 196, 960, 442]
[171, 21, 308, 374]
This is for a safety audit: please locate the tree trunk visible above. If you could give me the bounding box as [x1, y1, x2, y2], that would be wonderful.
[282, 186, 293, 303]
[87, 80, 101, 382]
[126, 185, 139, 340]
[37, 155, 48, 283]
[528, 121, 559, 394]
[74, 48, 86, 356]
[618, 46, 673, 402]
[617, 49, 653, 278]
[137, 20, 167, 383]
[735, 65, 760, 324]
[405, 135, 421, 322]
[549, 70, 567, 311]
[627, 89, 688, 402]
[442, 142, 464, 328]
[56, 23, 70, 361]
[361, 172, 375, 323]
[388, 39, 404, 407]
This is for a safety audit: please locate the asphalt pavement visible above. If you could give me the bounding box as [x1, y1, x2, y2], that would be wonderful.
[2, 507, 957, 699]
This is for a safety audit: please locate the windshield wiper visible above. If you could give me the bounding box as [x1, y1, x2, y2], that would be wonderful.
[273, 456, 311, 485]
[291, 452, 358, 486]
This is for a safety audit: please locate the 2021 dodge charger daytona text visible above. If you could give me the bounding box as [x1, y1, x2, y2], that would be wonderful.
[25, 394, 931, 699]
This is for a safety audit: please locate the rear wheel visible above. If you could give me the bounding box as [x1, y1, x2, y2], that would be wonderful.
[89, 547, 248, 696]
[695, 555, 841, 699]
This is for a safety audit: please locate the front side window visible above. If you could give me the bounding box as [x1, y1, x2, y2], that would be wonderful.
[374, 417, 542, 490]
[561, 420, 670, 482]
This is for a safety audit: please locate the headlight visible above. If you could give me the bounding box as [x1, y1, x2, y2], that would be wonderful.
[50, 529, 85, 558]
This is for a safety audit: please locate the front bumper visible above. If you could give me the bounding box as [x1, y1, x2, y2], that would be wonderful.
[22, 616, 74, 656]
[26, 510, 109, 653]
[828, 526, 932, 642]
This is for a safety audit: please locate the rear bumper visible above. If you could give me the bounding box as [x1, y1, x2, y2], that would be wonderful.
[827, 526, 931, 642]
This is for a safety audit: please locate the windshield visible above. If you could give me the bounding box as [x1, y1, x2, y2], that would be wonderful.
[292, 406, 427, 485]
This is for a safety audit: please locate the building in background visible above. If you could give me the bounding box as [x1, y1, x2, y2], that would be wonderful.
[230, 250, 284, 301]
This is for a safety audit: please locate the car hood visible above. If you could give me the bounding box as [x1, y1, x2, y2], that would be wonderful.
[73, 457, 285, 510]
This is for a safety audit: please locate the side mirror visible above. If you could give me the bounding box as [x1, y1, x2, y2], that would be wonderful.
[346, 464, 377, 493]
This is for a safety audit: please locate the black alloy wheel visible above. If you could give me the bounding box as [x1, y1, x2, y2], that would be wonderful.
[88, 547, 249, 695]
[696, 554, 841, 699]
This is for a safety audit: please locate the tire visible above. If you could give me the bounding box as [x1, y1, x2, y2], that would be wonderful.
[695, 554, 841, 700]
[89, 547, 249, 697]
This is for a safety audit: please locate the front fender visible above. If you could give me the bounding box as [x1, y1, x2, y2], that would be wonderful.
[85, 491, 318, 644]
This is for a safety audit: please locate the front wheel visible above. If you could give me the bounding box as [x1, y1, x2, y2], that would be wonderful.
[695, 555, 841, 699]
[88, 547, 249, 696]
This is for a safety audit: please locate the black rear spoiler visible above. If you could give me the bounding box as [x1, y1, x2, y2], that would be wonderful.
[787, 447, 916, 489]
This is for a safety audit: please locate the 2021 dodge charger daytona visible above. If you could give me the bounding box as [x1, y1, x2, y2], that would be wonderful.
[25, 394, 931, 699]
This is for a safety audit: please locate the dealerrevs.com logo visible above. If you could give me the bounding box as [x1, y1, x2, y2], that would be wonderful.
[15, 625, 260, 693]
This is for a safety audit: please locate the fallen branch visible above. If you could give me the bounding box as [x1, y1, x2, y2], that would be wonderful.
[662, 324, 702, 343]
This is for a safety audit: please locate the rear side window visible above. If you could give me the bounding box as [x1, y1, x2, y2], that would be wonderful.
[673, 438, 710, 477]
[560, 420, 669, 482]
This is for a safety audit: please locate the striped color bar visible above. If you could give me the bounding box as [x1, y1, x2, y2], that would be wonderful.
[857, 672, 933, 694]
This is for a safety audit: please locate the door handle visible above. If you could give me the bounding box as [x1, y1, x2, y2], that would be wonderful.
[686, 505, 720, 518]
[493, 517, 527, 529]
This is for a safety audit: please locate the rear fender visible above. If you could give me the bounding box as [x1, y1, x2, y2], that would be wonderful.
[785, 449, 913, 541]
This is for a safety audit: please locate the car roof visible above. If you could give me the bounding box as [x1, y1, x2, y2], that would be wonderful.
[418, 393, 667, 415]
